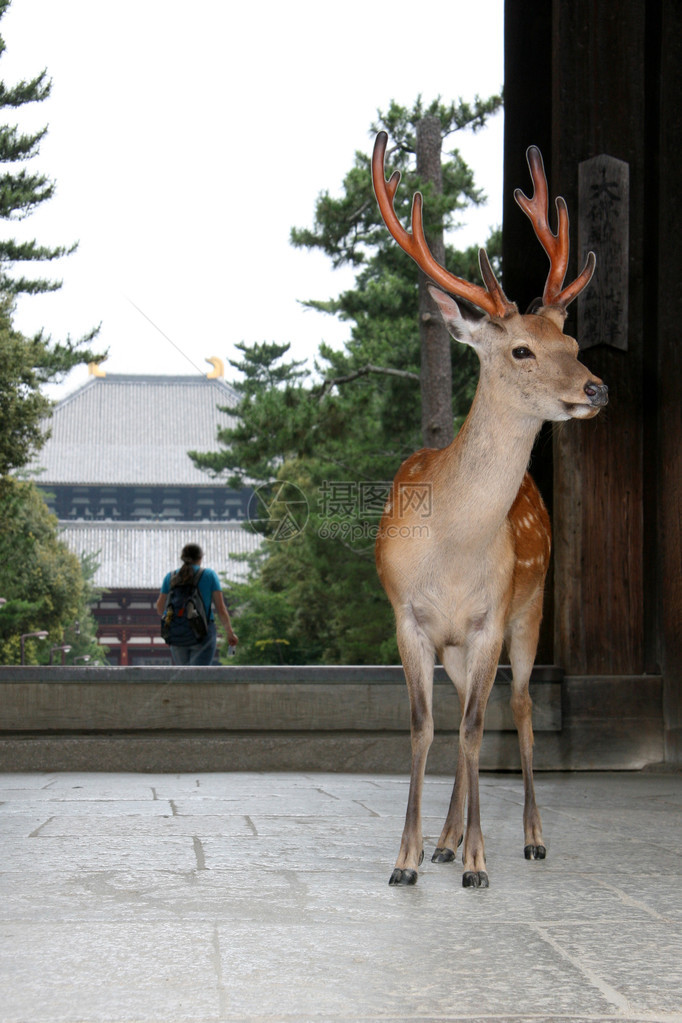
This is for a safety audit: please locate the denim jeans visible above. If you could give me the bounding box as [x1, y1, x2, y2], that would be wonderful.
[170, 623, 217, 666]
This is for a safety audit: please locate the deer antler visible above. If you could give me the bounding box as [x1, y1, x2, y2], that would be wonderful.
[371, 131, 516, 319]
[514, 146, 596, 309]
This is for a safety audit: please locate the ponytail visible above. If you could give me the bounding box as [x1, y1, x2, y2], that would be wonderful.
[170, 543, 203, 586]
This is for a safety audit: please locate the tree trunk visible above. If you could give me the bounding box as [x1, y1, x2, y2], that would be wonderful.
[416, 116, 454, 449]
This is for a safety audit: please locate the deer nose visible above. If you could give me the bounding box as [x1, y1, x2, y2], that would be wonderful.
[584, 381, 609, 407]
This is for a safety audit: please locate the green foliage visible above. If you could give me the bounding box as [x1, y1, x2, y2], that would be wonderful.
[0, 295, 49, 473]
[190, 342, 310, 486]
[290, 96, 502, 443]
[195, 343, 404, 665]
[0, 2, 77, 295]
[0, 4, 103, 475]
[0, 478, 104, 663]
[219, 458, 400, 666]
[0, 3, 105, 664]
[195, 97, 502, 664]
[290, 96, 501, 272]
[0, 295, 99, 474]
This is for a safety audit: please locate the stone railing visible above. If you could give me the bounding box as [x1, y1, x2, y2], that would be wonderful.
[0, 664, 663, 772]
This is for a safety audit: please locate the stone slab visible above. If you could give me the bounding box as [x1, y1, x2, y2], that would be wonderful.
[0, 770, 680, 1023]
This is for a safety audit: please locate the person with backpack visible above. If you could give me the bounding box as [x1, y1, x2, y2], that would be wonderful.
[155, 543, 238, 665]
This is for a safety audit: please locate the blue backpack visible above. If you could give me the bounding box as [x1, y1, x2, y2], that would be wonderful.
[161, 568, 209, 646]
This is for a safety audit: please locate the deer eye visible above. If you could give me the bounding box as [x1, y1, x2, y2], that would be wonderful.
[512, 346, 536, 360]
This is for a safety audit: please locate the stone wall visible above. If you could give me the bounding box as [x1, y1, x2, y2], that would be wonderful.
[0, 665, 663, 772]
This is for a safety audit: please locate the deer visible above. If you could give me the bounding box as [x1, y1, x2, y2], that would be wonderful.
[372, 132, 608, 888]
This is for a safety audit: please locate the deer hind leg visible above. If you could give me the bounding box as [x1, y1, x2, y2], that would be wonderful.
[389, 619, 436, 886]
[458, 640, 501, 889]
[506, 592, 546, 860]
[432, 645, 467, 864]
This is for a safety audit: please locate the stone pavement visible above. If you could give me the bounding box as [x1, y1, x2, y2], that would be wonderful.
[1, 770, 681, 1023]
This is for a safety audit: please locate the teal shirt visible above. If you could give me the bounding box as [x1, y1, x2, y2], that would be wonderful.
[161, 565, 221, 622]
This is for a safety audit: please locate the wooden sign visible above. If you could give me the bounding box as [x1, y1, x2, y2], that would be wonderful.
[577, 154, 629, 350]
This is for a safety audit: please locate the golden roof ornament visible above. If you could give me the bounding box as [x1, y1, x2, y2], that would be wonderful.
[88, 360, 106, 378]
[205, 356, 224, 379]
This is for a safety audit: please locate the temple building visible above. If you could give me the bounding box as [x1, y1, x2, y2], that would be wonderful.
[29, 359, 259, 664]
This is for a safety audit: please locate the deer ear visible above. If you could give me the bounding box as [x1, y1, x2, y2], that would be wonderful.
[428, 286, 475, 347]
[536, 305, 568, 331]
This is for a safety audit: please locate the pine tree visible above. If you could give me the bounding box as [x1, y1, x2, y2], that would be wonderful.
[0, 0, 77, 294]
[290, 97, 503, 449]
[193, 97, 503, 664]
[0, 2, 101, 476]
[0, 477, 105, 665]
[0, 2, 103, 660]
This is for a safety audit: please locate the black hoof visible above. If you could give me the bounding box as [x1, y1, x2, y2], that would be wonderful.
[389, 868, 418, 886]
[524, 844, 547, 860]
[462, 870, 489, 888]
[432, 834, 462, 862]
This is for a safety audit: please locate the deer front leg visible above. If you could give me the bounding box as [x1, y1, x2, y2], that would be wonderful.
[459, 642, 501, 888]
[432, 645, 467, 863]
[507, 603, 546, 860]
[390, 624, 435, 886]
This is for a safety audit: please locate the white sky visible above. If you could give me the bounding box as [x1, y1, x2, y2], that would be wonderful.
[1, 0, 504, 397]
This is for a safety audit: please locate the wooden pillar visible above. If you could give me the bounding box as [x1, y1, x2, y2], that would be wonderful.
[503, 0, 555, 662]
[119, 630, 129, 667]
[656, 0, 682, 761]
[549, 0, 646, 676]
[504, 0, 681, 760]
[502, 1, 552, 313]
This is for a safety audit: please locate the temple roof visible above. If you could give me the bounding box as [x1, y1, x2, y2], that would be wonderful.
[60, 520, 260, 589]
[30, 373, 238, 486]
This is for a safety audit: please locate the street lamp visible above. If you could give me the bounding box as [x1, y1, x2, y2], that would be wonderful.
[49, 644, 72, 665]
[73, 655, 91, 664]
[20, 631, 48, 664]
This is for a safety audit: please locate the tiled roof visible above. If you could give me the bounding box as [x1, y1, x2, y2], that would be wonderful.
[30, 374, 239, 485]
[60, 520, 260, 589]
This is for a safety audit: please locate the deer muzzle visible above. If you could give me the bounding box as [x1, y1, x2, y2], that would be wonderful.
[584, 381, 609, 407]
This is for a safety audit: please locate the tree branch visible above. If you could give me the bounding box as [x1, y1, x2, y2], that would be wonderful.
[315, 363, 419, 399]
